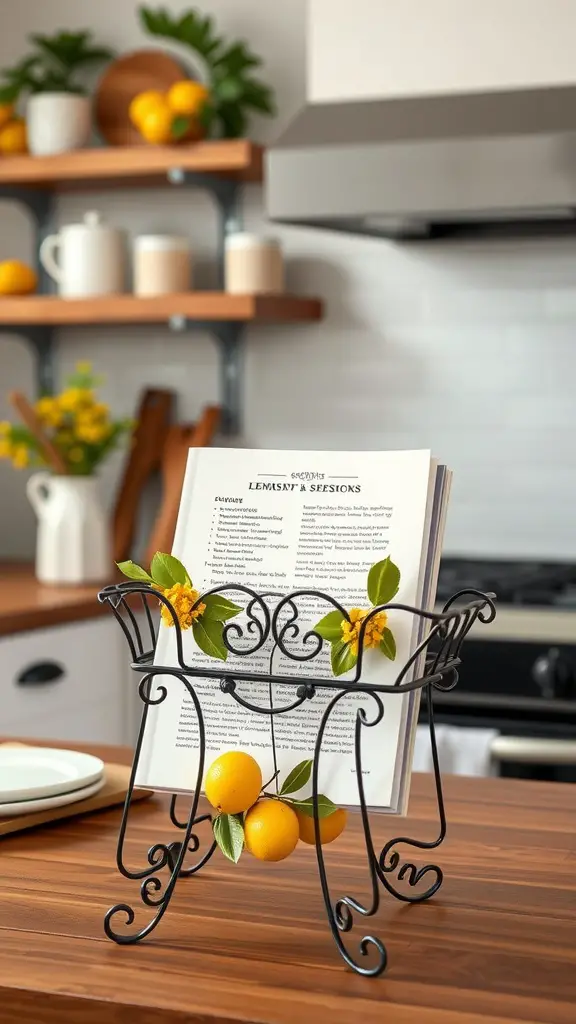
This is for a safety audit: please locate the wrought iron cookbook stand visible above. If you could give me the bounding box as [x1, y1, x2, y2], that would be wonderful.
[98, 580, 496, 977]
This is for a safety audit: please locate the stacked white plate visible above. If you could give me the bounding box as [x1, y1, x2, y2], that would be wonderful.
[0, 747, 105, 817]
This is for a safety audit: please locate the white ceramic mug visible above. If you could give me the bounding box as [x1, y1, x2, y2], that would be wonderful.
[39, 211, 126, 298]
[26, 92, 91, 156]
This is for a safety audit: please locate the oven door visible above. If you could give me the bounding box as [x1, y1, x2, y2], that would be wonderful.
[424, 637, 576, 782]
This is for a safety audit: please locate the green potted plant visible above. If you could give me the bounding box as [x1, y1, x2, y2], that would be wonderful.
[0, 30, 114, 156]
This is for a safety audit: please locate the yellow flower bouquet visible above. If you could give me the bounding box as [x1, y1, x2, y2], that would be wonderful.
[0, 362, 132, 475]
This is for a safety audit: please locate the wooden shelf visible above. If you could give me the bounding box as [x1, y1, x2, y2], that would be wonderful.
[0, 140, 263, 190]
[0, 293, 322, 327]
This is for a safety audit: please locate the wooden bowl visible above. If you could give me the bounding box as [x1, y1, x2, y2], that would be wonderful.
[94, 48, 187, 146]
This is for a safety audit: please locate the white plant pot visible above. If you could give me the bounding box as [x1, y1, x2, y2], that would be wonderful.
[27, 473, 111, 585]
[26, 93, 91, 156]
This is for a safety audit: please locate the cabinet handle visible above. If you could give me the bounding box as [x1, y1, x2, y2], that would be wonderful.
[16, 661, 65, 686]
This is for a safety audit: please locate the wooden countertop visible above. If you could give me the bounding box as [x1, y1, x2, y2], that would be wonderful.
[2, 741, 576, 1023]
[0, 563, 106, 635]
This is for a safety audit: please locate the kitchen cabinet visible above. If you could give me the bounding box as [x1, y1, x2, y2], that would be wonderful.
[1, 618, 127, 745]
[310, 0, 576, 102]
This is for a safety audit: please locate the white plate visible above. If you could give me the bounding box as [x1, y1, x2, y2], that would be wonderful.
[0, 776, 106, 817]
[0, 747, 104, 803]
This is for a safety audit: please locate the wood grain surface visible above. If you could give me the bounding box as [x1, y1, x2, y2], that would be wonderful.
[94, 49, 185, 147]
[0, 562, 105, 635]
[0, 140, 264, 187]
[0, 293, 324, 326]
[2, 739, 575, 1023]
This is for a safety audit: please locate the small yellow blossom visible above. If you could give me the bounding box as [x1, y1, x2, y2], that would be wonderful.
[0, 438, 12, 458]
[35, 396, 63, 428]
[68, 446, 84, 463]
[0, 420, 10, 435]
[12, 444, 30, 469]
[160, 582, 206, 631]
[76, 422, 109, 444]
[76, 361, 92, 374]
[58, 387, 93, 413]
[341, 607, 388, 656]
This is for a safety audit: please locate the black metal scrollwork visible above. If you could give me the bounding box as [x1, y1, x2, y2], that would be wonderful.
[98, 581, 495, 973]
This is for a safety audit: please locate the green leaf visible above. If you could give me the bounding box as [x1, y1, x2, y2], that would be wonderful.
[150, 552, 191, 589]
[241, 78, 276, 114]
[213, 812, 244, 862]
[280, 759, 312, 796]
[202, 593, 242, 622]
[380, 627, 397, 661]
[330, 640, 357, 678]
[214, 76, 243, 103]
[171, 115, 191, 140]
[193, 617, 228, 661]
[0, 82, 21, 103]
[367, 556, 401, 606]
[313, 610, 344, 642]
[116, 560, 155, 585]
[288, 795, 338, 819]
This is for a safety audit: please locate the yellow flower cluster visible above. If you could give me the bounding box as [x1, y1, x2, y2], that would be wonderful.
[341, 607, 388, 656]
[160, 582, 206, 631]
[36, 389, 112, 446]
[0, 421, 29, 468]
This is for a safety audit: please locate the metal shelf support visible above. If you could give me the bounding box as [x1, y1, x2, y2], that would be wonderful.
[169, 317, 244, 435]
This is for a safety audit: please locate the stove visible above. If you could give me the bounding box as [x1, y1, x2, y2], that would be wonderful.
[428, 557, 576, 783]
[438, 557, 576, 608]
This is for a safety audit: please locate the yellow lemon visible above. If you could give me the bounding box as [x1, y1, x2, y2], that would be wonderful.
[204, 751, 262, 814]
[0, 260, 37, 295]
[167, 79, 210, 117]
[244, 799, 300, 862]
[0, 118, 27, 155]
[138, 105, 176, 145]
[0, 103, 14, 129]
[128, 89, 167, 129]
[296, 806, 347, 846]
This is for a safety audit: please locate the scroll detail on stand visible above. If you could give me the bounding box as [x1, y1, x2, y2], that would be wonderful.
[98, 571, 496, 978]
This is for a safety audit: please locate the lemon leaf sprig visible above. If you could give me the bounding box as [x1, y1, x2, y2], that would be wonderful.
[117, 552, 241, 660]
[313, 556, 401, 678]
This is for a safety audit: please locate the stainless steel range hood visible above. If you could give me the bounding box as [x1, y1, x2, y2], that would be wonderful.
[267, 85, 576, 239]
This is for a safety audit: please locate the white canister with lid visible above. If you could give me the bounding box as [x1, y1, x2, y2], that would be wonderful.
[225, 233, 284, 294]
[39, 211, 126, 298]
[133, 235, 192, 296]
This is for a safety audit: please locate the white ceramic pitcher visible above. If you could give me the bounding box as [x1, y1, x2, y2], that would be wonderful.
[27, 473, 111, 585]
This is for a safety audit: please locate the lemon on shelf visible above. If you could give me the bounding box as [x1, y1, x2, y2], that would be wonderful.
[128, 89, 168, 131]
[0, 103, 14, 130]
[166, 80, 209, 117]
[0, 259, 37, 295]
[0, 118, 28, 155]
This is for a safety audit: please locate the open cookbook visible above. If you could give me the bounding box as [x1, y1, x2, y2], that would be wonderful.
[135, 448, 452, 815]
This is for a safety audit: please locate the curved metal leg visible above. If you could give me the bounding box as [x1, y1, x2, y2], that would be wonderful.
[313, 690, 388, 977]
[376, 685, 446, 902]
[104, 671, 214, 944]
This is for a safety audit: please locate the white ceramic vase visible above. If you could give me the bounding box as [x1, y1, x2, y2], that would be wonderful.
[26, 93, 91, 156]
[27, 472, 111, 586]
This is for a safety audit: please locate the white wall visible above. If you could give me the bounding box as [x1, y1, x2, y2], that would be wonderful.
[310, 0, 576, 102]
[1, 0, 576, 561]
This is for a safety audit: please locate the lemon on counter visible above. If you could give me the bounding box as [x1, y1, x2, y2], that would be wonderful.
[244, 799, 300, 862]
[204, 751, 262, 814]
[167, 80, 210, 117]
[0, 118, 27, 155]
[0, 260, 38, 295]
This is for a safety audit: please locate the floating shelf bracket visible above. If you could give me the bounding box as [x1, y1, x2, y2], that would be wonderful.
[168, 316, 244, 435]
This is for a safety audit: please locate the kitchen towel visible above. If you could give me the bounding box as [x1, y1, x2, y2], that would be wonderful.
[413, 725, 499, 777]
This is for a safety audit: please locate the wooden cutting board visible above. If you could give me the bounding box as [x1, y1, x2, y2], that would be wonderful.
[0, 759, 152, 837]
[144, 405, 220, 564]
[94, 49, 186, 146]
[112, 387, 174, 563]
